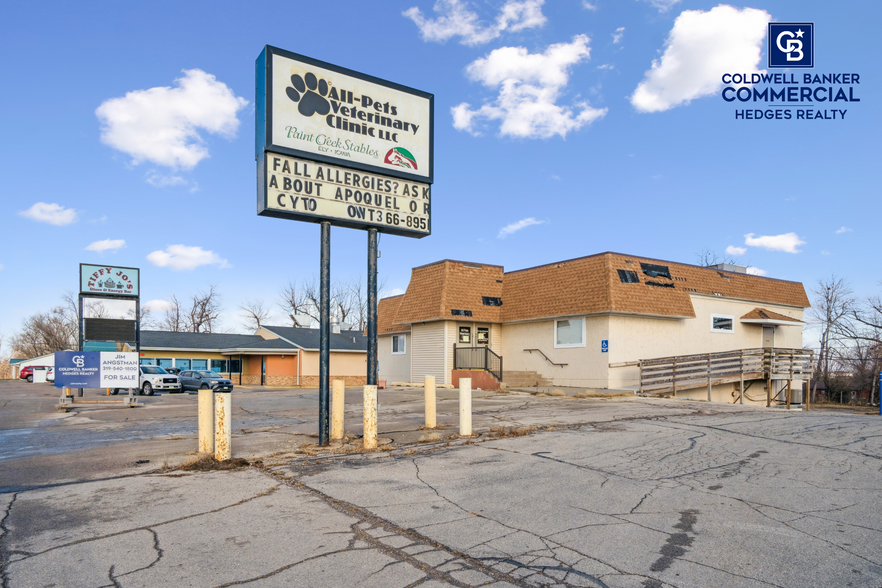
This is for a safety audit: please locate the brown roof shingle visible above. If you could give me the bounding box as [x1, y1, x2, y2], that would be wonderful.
[740, 307, 803, 322]
[378, 253, 810, 327]
[378, 295, 410, 334]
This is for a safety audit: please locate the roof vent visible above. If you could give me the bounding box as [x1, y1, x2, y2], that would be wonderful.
[482, 296, 503, 306]
[451, 309, 473, 317]
[331, 316, 341, 334]
[709, 263, 747, 274]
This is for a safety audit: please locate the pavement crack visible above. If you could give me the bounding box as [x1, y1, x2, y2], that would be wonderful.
[212, 547, 358, 587]
[115, 528, 164, 578]
[107, 564, 122, 588]
[0, 492, 18, 588]
[5, 486, 279, 565]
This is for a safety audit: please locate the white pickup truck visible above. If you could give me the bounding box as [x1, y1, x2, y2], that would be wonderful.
[110, 366, 181, 396]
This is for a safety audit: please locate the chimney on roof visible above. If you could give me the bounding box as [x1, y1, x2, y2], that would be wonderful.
[331, 316, 341, 334]
[709, 263, 747, 274]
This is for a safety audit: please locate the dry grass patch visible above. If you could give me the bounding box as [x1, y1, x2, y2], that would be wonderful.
[550, 390, 565, 397]
[573, 392, 588, 399]
[418, 432, 442, 443]
[169, 454, 252, 472]
[488, 425, 539, 439]
[536, 393, 550, 397]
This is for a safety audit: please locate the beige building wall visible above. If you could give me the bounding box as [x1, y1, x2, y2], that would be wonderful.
[606, 296, 804, 388]
[300, 350, 366, 376]
[379, 333, 411, 383]
[501, 316, 610, 387]
[411, 322, 449, 385]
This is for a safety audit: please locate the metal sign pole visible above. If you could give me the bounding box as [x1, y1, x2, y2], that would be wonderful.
[77, 294, 84, 397]
[367, 229, 378, 386]
[319, 222, 331, 446]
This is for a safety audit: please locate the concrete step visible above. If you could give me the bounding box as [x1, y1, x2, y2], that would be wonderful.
[502, 370, 553, 388]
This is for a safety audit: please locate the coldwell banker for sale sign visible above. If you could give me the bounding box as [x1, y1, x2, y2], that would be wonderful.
[54, 351, 139, 389]
[256, 45, 433, 238]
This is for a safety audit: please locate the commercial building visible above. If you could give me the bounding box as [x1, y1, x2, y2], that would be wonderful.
[378, 252, 811, 405]
[137, 326, 367, 386]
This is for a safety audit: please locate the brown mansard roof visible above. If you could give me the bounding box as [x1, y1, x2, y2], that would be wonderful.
[740, 307, 803, 323]
[378, 295, 410, 334]
[382, 253, 810, 327]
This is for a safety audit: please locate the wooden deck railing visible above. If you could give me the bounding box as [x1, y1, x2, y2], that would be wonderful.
[639, 348, 813, 407]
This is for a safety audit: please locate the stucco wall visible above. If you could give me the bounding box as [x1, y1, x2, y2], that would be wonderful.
[379, 333, 411, 383]
[300, 350, 366, 377]
[501, 316, 610, 387]
[605, 297, 804, 388]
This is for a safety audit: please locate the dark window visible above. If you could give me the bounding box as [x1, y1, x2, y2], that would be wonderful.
[646, 281, 675, 289]
[211, 359, 228, 373]
[482, 296, 503, 306]
[229, 360, 241, 373]
[640, 263, 672, 279]
[451, 309, 473, 317]
[617, 269, 640, 284]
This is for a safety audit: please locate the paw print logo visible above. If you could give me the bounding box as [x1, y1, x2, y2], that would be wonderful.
[286, 73, 331, 117]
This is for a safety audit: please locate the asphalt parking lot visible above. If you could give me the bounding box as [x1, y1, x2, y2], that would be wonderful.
[2, 379, 882, 587]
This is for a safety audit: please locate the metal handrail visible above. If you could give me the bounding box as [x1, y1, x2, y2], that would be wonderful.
[523, 348, 568, 367]
[454, 346, 503, 381]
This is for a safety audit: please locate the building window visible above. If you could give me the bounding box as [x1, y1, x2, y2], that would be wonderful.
[192, 359, 208, 370]
[229, 360, 241, 373]
[554, 318, 585, 348]
[175, 359, 191, 370]
[459, 326, 471, 344]
[711, 314, 735, 333]
[482, 296, 503, 306]
[451, 309, 473, 317]
[477, 327, 489, 345]
[392, 334, 406, 355]
[139, 358, 156, 366]
[211, 359, 228, 373]
[617, 269, 640, 284]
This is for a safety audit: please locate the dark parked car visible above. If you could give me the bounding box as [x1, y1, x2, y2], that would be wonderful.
[179, 370, 234, 393]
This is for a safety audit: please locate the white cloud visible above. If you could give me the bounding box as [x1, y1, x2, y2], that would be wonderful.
[835, 226, 852, 234]
[612, 27, 625, 44]
[630, 5, 770, 113]
[498, 217, 545, 238]
[143, 299, 174, 314]
[744, 232, 805, 254]
[19, 202, 78, 226]
[85, 239, 126, 253]
[146, 245, 230, 271]
[746, 267, 767, 276]
[146, 171, 199, 192]
[639, 0, 681, 12]
[96, 69, 248, 170]
[725, 245, 747, 256]
[582, 1, 597, 10]
[452, 35, 607, 138]
[597, 64, 614, 70]
[821, 250, 831, 256]
[404, 0, 546, 46]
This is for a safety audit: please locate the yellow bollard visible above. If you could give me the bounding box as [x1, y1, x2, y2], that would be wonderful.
[424, 376, 436, 428]
[198, 389, 214, 453]
[106, 387, 111, 396]
[331, 380, 345, 441]
[459, 378, 472, 436]
[363, 385, 377, 450]
[214, 392, 232, 461]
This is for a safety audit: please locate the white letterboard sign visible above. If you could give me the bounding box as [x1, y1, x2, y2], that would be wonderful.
[256, 45, 433, 238]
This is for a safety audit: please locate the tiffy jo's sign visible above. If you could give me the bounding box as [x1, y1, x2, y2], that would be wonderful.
[80, 264, 139, 297]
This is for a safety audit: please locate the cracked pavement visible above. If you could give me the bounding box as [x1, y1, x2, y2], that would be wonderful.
[2, 382, 882, 587]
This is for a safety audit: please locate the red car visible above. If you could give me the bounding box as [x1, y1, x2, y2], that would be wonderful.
[19, 366, 51, 383]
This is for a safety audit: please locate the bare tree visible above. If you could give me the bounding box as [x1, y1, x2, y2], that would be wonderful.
[84, 300, 110, 318]
[126, 305, 155, 330]
[808, 275, 854, 402]
[278, 280, 315, 326]
[185, 285, 223, 333]
[10, 306, 78, 357]
[159, 295, 184, 332]
[695, 248, 738, 267]
[240, 299, 273, 332]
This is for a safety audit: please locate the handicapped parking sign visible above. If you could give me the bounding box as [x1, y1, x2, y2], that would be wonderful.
[601, 340, 608, 353]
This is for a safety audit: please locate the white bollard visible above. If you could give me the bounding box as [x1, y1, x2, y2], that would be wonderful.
[459, 378, 472, 436]
[214, 392, 232, 461]
[363, 385, 377, 449]
[424, 376, 436, 428]
[198, 389, 214, 453]
[331, 380, 345, 441]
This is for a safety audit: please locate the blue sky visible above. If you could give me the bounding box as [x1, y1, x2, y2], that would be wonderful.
[0, 0, 879, 339]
